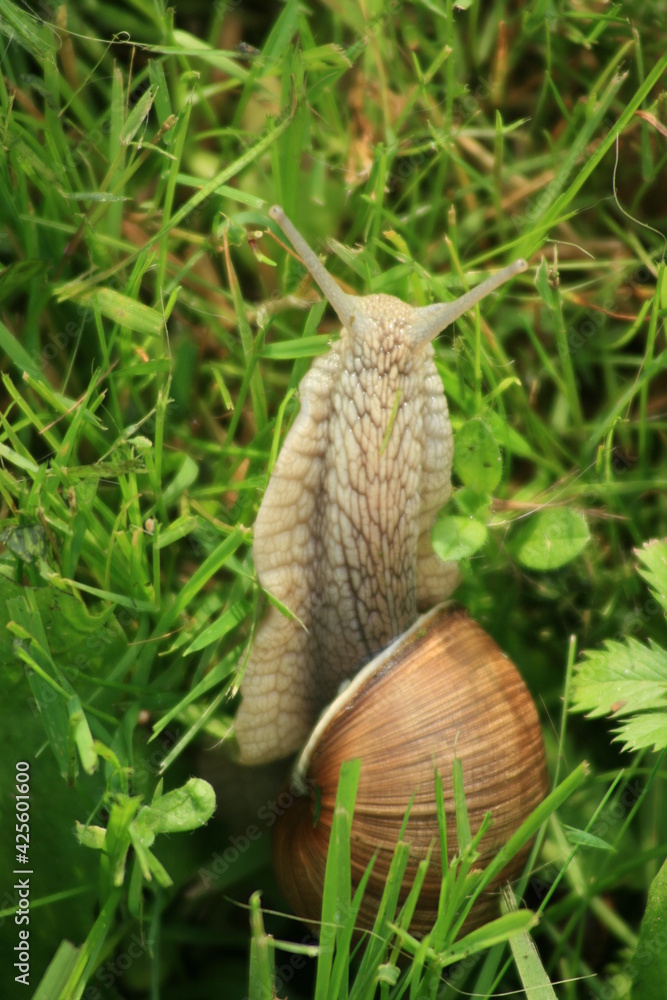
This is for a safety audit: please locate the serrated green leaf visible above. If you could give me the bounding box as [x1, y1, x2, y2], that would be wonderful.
[453, 418, 503, 492]
[431, 516, 488, 562]
[510, 507, 590, 570]
[572, 634, 667, 753]
[613, 712, 667, 754]
[572, 638, 667, 718]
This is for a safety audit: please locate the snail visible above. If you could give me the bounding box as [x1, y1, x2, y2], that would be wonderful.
[233, 206, 548, 934]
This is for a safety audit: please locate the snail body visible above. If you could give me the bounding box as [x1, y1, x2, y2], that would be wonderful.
[234, 207, 546, 934]
[235, 207, 527, 766]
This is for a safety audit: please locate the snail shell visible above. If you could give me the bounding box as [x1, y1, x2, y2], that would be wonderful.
[273, 605, 549, 936]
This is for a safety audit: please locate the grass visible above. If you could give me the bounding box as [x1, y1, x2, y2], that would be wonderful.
[1, 0, 666, 997]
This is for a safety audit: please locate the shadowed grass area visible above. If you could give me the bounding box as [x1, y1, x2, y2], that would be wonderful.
[1, 1, 666, 997]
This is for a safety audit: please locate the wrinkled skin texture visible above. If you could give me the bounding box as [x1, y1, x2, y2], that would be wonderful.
[235, 294, 458, 764]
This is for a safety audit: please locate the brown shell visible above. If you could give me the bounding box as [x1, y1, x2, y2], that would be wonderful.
[273, 605, 549, 939]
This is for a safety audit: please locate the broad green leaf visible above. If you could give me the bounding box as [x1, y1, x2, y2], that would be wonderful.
[632, 858, 667, 999]
[454, 486, 491, 518]
[453, 418, 502, 492]
[510, 507, 590, 570]
[431, 516, 488, 562]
